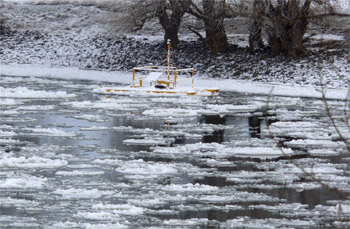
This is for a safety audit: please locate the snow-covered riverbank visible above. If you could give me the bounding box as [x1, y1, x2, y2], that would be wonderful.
[1, 64, 349, 100]
[0, 1, 349, 90]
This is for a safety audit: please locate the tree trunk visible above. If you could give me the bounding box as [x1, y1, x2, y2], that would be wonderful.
[156, 0, 184, 48]
[249, 20, 265, 53]
[202, 0, 230, 54]
[255, 0, 311, 57]
[164, 27, 180, 47]
[249, 0, 265, 52]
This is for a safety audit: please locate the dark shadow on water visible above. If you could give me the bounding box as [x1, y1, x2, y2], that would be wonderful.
[200, 115, 227, 125]
[202, 130, 224, 143]
[248, 115, 262, 138]
[200, 115, 226, 143]
[0, 207, 18, 216]
[154, 208, 284, 222]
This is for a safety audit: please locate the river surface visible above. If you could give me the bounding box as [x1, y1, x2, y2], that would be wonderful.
[0, 75, 349, 228]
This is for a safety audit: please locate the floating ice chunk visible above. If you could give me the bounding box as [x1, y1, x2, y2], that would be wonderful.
[75, 211, 120, 221]
[162, 218, 211, 227]
[80, 126, 109, 131]
[205, 104, 260, 114]
[0, 138, 21, 145]
[92, 203, 144, 215]
[0, 109, 19, 115]
[328, 204, 350, 214]
[55, 170, 104, 176]
[53, 188, 114, 199]
[0, 156, 67, 169]
[66, 99, 146, 111]
[0, 175, 47, 189]
[309, 149, 340, 156]
[92, 158, 122, 166]
[198, 191, 280, 204]
[0, 86, 75, 99]
[286, 182, 322, 191]
[153, 142, 294, 159]
[224, 147, 294, 159]
[53, 222, 129, 229]
[128, 198, 166, 207]
[143, 108, 198, 117]
[75, 206, 143, 221]
[0, 98, 18, 105]
[285, 139, 345, 149]
[73, 114, 108, 122]
[223, 217, 315, 228]
[115, 159, 179, 176]
[18, 105, 56, 111]
[279, 164, 344, 175]
[84, 223, 128, 229]
[123, 137, 175, 146]
[231, 138, 276, 147]
[151, 96, 204, 105]
[0, 130, 17, 137]
[201, 158, 236, 167]
[0, 197, 40, 207]
[23, 127, 76, 137]
[162, 183, 219, 193]
[270, 121, 323, 131]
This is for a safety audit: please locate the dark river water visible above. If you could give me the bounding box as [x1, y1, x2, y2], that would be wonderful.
[0, 75, 349, 228]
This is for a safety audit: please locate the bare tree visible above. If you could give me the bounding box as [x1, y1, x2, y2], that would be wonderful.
[182, 0, 230, 54]
[0, 0, 4, 33]
[249, 0, 265, 52]
[120, 0, 185, 48]
[245, 0, 346, 58]
[155, 0, 185, 47]
[252, 0, 315, 57]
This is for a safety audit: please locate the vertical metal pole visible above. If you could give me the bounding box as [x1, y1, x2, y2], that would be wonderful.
[174, 70, 177, 88]
[132, 69, 135, 87]
[192, 69, 195, 88]
[167, 39, 171, 81]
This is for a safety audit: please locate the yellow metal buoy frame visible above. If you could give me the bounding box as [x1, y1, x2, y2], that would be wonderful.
[107, 39, 219, 95]
[132, 40, 195, 89]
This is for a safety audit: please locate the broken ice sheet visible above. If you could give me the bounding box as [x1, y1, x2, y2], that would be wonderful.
[0, 86, 76, 99]
[0, 156, 67, 169]
[0, 174, 48, 189]
[21, 127, 77, 137]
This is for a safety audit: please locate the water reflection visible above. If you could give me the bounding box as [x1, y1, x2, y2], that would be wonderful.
[248, 115, 262, 138]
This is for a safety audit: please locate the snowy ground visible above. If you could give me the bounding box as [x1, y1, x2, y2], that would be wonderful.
[0, 1, 349, 88]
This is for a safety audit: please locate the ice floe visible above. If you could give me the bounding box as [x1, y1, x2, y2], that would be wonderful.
[123, 137, 175, 146]
[0, 98, 18, 105]
[0, 86, 75, 99]
[162, 183, 219, 193]
[0, 129, 17, 137]
[53, 188, 114, 199]
[152, 142, 295, 159]
[22, 127, 76, 137]
[55, 170, 104, 176]
[115, 159, 178, 176]
[0, 175, 47, 189]
[73, 114, 109, 122]
[0, 156, 67, 169]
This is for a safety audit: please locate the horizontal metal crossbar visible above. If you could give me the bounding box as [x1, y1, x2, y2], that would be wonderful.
[133, 66, 194, 72]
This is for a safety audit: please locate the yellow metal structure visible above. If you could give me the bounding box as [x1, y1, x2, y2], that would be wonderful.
[167, 39, 171, 81]
[131, 66, 195, 89]
[102, 39, 219, 96]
